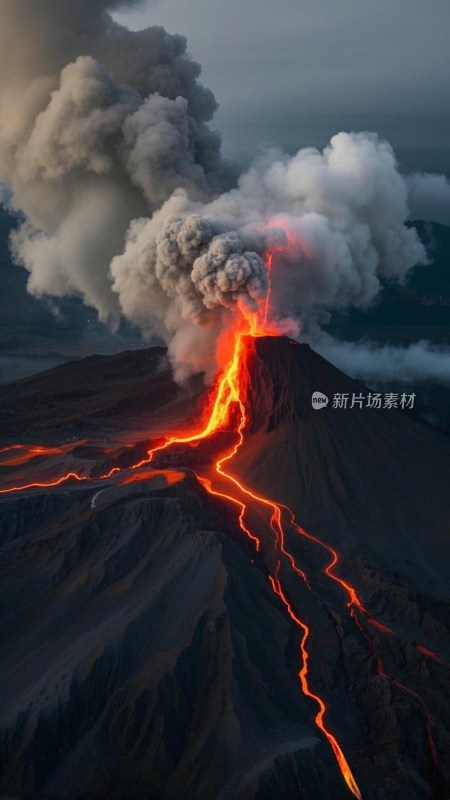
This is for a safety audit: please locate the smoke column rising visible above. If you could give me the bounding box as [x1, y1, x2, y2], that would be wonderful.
[0, 0, 449, 379]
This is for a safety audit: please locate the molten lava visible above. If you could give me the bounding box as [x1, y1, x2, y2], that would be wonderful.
[119, 468, 184, 487]
[0, 442, 85, 467]
[270, 567, 362, 800]
[0, 235, 443, 797]
[115, 270, 362, 796]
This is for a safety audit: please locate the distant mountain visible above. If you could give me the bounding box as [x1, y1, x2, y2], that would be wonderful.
[1, 340, 449, 799]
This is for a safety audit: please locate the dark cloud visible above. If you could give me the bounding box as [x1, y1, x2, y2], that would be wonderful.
[116, 0, 450, 172]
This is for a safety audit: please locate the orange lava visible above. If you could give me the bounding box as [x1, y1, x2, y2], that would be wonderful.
[0, 442, 81, 467]
[0, 239, 360, 797]
[119, 468, 184, 486]
[0, 464, 121, 495]
[416, 644, 445, 666]
[262, 220, 296, 324]
[133, 301, 360, 795]
[0, 445, 26, 454]
[0, 233, 440, 795]
[196, 474, 261, 551]
[0, 471, 89, 492]
[270, 566, 362, 799]
[351, 607, 439, 769]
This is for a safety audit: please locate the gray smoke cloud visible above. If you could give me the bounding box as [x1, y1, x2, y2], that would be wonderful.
[109, 207, 269, 378]
[315, 338, 450, 386]
[0, 0, 223, 326]
[0, 0, 449, 380]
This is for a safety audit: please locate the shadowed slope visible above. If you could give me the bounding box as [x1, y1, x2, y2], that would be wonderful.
[233, 337, 450, 595]
[1, 341, 450, 799]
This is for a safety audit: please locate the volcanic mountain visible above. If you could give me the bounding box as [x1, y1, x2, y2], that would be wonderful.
[0, 338, 449, 800]
[236, 338, 450, 594]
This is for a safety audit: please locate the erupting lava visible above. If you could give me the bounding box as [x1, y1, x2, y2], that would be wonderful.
[141, 315, 361, 796]
[0, 233, 443, 798]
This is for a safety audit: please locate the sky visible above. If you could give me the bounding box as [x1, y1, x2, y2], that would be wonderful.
[0, 0, 449, 387]
[116, 0, 450, 173]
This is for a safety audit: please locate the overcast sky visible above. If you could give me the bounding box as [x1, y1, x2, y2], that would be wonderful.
[116, 0, 450, 173]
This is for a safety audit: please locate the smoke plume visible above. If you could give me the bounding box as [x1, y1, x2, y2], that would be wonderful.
[315, 338, 450, 386]
[1, 0, 449, 379]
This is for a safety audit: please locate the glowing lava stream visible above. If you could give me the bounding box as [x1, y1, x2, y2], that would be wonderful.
[196, 479, 360, 799]
[350, 606, 439, 770]
[270, 566, 362, 800]
[0, 465, 120, 495]
[201, 330, 439, 780]
[136, 317, 361, 799]
[0, 312, 361, 796]
[0, 246, 439, 795]
[0, 442, 87, 468]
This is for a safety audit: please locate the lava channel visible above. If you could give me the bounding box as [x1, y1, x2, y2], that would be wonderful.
[1, 236, 442, 798]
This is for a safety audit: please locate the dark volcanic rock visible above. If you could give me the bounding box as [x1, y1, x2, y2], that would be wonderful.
[236, 336, 450, 594]
[0, 347, 203, 438]
[0, 480, 352, 800]
[1, 340, 450, 799]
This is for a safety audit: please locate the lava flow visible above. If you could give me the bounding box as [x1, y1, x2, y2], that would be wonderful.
[0, 243, 362, 798]
[270, 566, 362, 800]
[0, 442, 84, 467]
[132, 292, 362, 796]
[1, 238, 442, 799]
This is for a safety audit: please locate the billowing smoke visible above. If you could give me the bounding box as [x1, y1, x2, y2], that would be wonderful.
[0, 0, 223, 327]
[315, 338, 450, 386]
[110, 208, 269, 377]
[1, 0, 449, 380]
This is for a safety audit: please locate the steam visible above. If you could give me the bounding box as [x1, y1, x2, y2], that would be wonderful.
[315, 338, 450, 386]
[1, 0, 449, 380]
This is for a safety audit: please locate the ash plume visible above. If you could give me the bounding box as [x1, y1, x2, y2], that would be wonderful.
[1, 0, 450, 378]
[315, 338, 450, 386]
[0, 0, 223, 325]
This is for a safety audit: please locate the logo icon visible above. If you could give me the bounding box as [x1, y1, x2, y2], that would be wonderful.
[312, 391, 329, 410]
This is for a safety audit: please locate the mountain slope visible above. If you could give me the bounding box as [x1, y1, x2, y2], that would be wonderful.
[1, 341, 450, 800]
[0, 477, 354, 800]
[234, 337, 450, 595]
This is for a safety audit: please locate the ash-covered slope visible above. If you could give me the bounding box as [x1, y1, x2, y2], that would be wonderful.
[1, 341, 450, 800]
[235, 336, 450, 595]
[0, 346, 202, 439]
[0, 476, 355, 800]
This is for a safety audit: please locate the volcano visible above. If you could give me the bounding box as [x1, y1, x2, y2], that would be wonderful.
[0, 338, 449, 800]
[236, 337, 450, 594]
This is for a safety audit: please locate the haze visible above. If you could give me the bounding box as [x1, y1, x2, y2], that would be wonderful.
[117, 0, 450, 173]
